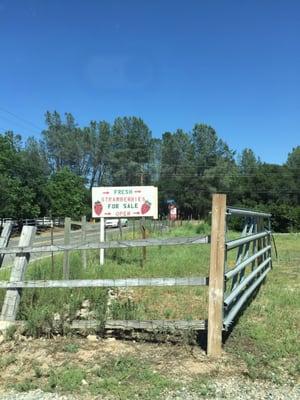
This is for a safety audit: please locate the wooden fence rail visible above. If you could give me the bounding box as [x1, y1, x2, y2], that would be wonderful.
[0, 235, 210, 255]
[71, 319, 207, 331]
[0, 276, 208, 289]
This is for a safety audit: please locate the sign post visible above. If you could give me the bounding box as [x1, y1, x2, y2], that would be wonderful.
[167, 200, 177, 226]
[100, 217, 105, 266]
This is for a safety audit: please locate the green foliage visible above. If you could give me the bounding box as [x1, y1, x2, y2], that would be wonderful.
[0, 133, 42, 219]
[0, 355, 17, 369]
[195, 222, 211, 234]
[12, 378, 38, 392]
[4, 324, 17, 341]
[226, 233, 300, 382]
[0, 224, 210, 338]
[46, 167, 88, 218]
[110, 116, 153, 185]
[90, 356, 174, 399]
[1, 112, 300, 231]
[63, 343, 80, 353]
[23, 304, 57, 337]
[43, 111, 90, 176]
[110, 298, 140, 320]
[47, 365, 86, 392]
[188, 376, 216, 397]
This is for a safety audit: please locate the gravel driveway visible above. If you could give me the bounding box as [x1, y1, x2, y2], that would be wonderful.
[1, 379, 299, 400]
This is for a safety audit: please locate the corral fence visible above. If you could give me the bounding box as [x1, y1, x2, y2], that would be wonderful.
[0, 194, 273, 357]
[0, 217, 65, 233]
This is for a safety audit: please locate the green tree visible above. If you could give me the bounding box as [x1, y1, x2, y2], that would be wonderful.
[0, 175, 40, 220]
[46, 168, 89, 218]
[190, 124, 235, 216]
[0, 132, 41, 219]
[159, 130, 194, 217]
[0, 131, 21, 175]
[110, 117, 153, 185]
[20, 138, 50, 216]
[86, 120, 111, 189]
[43, 111, 90, 177]
[286, 146, 300, 205]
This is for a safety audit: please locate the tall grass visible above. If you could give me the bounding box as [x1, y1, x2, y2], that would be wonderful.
[0, 221, 210, 335]
[226, 233, 300, 382]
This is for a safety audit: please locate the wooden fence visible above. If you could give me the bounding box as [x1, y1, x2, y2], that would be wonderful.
[0, 194, 273, 357]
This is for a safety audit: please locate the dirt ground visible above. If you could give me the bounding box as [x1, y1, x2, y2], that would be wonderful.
[0, 335, 242, 389]
[0, 334, 299, 400]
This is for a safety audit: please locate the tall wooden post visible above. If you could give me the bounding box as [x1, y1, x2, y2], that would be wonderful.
[81, 216, 87, 269]
[50, 219, 54, 277]
[100, 217, 105, 266]
[141, 217, 147, 264]
[207, 194, 226, 357]
[63, 217, 71, 279]
[0, 225, 36, 321]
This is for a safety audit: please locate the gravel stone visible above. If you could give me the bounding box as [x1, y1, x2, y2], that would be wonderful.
[164, 377, 300, 400]
[0, 390, 82, 400]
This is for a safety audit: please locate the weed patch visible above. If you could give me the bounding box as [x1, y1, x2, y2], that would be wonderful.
[226, 233, 300, 383]
[46, 365, 86, 392]
[90, 356, 175, 399]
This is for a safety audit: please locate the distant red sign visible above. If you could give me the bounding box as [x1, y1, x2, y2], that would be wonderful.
[169, 205, 177, 221]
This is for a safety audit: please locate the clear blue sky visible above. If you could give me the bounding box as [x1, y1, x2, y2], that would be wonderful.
[0, 0, 299, 164]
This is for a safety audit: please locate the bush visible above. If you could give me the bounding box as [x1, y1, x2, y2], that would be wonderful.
[195, 223, 210, 235]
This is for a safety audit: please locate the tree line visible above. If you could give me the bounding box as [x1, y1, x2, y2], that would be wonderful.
[0, 111, 299, 231]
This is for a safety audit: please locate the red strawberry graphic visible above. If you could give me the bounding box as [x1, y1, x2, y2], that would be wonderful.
[141, 200, 151, 215]
[94, 201, 103, 216]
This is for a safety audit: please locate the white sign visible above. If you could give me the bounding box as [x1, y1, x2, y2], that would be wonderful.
[92, 186, 158, 219]
[170, 207, 177, 216]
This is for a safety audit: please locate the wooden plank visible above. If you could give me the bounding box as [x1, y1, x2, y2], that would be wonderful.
[71, 319, 207, 331]
[207, 193, 226, 357]
[63, 217, 71, 279]
[81, 216, 87, 270]
[0, 226, 36, 321]
[0, 235, 210, 254]
[0, 222, 13, 268]
[0, 319, 208, 333]
[0, 276, 208, 289]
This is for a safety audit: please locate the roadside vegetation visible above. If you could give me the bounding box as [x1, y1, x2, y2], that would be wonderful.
[0, 221, 211, 336]
[1, 114, 300, 231]
[0, 223, 299, 398]
[226, 233, 300, 383]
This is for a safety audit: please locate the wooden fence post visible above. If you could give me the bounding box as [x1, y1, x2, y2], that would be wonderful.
[81, 216, 87, 270]
[0, 225, 36, 321]
[63, 217, 71, 279]
[207, 194, 226, 357]
[50, 219, 54, 277]
[0, 221, 13, 268]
